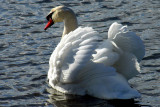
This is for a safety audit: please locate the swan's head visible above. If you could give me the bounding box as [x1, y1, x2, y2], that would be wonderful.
[44, 6, 75, 30]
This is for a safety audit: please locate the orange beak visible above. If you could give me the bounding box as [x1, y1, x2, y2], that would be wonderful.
[44, 18, 54, 30]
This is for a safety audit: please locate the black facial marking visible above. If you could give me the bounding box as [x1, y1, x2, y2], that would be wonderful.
[46, 12, 54, 21]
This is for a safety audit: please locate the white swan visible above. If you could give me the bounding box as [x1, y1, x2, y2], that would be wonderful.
[44, 6, 145, 99]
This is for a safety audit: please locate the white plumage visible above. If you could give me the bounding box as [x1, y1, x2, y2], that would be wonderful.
[47, 22, 145, 99]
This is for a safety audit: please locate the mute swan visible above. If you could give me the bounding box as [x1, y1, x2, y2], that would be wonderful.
[44, 6, 145, 99]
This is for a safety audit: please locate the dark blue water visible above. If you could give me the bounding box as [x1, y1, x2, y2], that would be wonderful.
[0, 0, 160, 106]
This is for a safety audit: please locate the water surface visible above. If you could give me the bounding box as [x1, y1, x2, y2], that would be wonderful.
[0, 0, 160, 106]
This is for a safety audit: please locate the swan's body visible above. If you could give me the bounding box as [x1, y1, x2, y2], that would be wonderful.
[44, 6, 145, 99]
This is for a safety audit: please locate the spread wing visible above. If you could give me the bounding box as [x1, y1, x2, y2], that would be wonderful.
[108, 22, 145, 62]
[48, 27, 100, 84]
[92, 22, 145, 80]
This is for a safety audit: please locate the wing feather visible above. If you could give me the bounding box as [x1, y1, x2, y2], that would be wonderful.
[48, 27, 99, 84]
[108, 22, 145, 62]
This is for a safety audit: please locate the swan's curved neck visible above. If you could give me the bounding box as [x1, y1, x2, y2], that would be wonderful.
[62, 12, 78, 37]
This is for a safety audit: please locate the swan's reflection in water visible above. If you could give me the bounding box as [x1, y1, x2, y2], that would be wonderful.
[46, 87, 142, 107]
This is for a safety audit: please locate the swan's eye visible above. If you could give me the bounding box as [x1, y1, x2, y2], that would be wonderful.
[46, 12, 54, 21]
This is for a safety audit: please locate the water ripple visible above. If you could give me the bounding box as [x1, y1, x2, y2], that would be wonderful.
[143, 53, 160, 60]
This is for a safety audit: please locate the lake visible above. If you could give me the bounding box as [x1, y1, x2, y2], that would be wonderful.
[0, 0, 160, 106]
